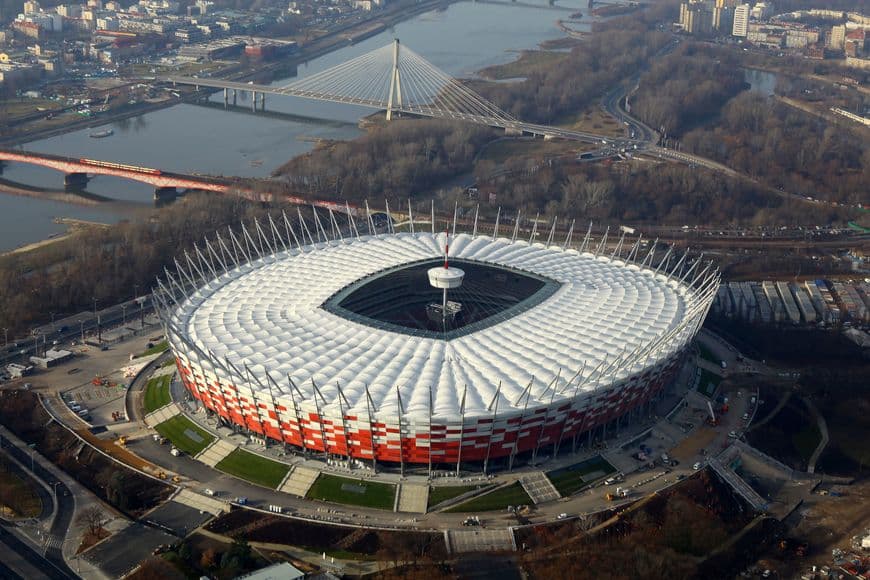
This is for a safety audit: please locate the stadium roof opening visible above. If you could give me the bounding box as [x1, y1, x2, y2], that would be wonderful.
[323, 258, 561, 339]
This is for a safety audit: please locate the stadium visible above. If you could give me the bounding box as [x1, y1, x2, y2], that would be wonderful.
[154, 210, 719, 471]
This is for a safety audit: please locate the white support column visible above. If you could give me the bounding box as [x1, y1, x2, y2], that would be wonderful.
[386, 39, 402, 121]
[455, 385, 467, 477]
[483, 382, 502, 475]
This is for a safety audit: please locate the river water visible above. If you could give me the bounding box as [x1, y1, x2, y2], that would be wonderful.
[1, 0, 591, 251]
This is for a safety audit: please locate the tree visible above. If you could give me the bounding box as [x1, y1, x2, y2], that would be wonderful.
[76, 505, 107, 536]
[199, 547, 217, 570]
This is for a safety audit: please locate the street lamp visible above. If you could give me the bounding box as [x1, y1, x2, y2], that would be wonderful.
[27, 443, 36, 472]
[50, 312, 56, 331]
[92, 297, 98, 319]
[79, 320, 85, 343]
[121, 304, 127, 326]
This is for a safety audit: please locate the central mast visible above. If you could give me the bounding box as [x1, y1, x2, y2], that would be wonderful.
[427, 230, 464, 332]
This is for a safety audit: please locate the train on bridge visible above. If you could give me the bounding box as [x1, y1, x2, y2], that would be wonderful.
[78, 158, 162, 176]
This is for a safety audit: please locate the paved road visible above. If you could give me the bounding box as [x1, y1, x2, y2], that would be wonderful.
[126, 351, 172, 423]
[0, 431, 77, 579]
[1, 297, 154, 366]
[0, 524, 76, 580]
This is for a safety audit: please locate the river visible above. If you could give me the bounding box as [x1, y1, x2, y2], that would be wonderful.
[0, 0, 592, 251]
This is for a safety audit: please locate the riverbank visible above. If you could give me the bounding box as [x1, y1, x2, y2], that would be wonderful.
[0, 98, 179, 148]
[0, 218, 109, 257]
[0, 0, 456, 148]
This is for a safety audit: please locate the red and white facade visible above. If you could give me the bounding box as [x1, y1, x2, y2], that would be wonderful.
[156, 221, 718, 467]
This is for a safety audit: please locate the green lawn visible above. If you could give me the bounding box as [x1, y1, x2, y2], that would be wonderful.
[154, 415, 215, 456]
[696, 369, 722, 398]
[141, 340, 169, 358]
[546, 455, 617, 496]
[215, 449, 290, 489]
[143, 375, 172, 414]
[445, 482, 532, 513]
[306, 473, 396, 510]
[428, 485, 482, 509]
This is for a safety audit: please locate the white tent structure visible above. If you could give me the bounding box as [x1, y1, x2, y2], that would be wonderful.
[154, 206, 718, 473]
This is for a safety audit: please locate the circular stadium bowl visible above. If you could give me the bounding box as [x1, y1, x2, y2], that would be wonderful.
[156, 220, 718, 470]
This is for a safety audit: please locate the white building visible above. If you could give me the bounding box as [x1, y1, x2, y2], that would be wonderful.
[829, 25, 846, 49]
[733, 3, 750, 36]
[751, 1, 773, 20]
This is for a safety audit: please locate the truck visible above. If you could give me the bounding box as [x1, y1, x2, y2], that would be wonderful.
[605, 487, 630, 501]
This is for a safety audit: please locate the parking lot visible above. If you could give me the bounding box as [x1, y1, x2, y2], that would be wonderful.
[142, 501, 214, 537]
[81, 522, 176, 578]
[62, 381, 127, 427]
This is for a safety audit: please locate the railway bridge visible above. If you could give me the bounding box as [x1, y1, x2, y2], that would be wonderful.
[0, 148, 357, 213]
[0, 148, 238, 200]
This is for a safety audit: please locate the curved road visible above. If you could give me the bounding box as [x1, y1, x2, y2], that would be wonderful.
[0, 431, 77, 579]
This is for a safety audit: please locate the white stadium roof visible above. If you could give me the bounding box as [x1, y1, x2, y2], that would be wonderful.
[166, 231, 710, 421]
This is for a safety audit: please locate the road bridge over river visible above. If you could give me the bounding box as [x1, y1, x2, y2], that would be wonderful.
[164, 39, 638, 147]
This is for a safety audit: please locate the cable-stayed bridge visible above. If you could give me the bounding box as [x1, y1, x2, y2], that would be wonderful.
[163, 40, 635, 146]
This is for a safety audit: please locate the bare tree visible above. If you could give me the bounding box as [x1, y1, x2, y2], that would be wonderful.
[76, 505, 108, 536]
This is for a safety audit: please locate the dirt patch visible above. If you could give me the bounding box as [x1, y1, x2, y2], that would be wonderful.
[744, 480, 870, 578]
[206, 508, 446, 560]
[516, 472, 757, 579]
[669, 426, 718, 463]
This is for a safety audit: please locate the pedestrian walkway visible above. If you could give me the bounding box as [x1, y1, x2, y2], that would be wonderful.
[279, 466, 320, 497]
[804, 397, 828, 475]
[43, 534, 64, 551]
[707, 456, 768, 512]
[143, 402, 181, 428]
[519, 472, 560, 504]
[150, 364, 176, 379]
[446, 528, 516, 553]
[396, 483, 429, 513]
[195, 438, 237, 467]
[173, 488, 229, 516]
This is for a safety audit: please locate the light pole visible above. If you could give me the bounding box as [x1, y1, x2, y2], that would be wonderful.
[121, 304, 127, 326]
[50, 312, 56, 331]
[79, 320, 85, 343]
[92, 297, 98, 319]
[3, 328, 6, 348]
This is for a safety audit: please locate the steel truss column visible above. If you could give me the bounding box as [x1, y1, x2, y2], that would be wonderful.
[482, 382, 502, 476]
[455, 385, 467, 477]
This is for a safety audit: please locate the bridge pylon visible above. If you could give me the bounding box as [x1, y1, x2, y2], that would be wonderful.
[385, 39, 403, 121]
